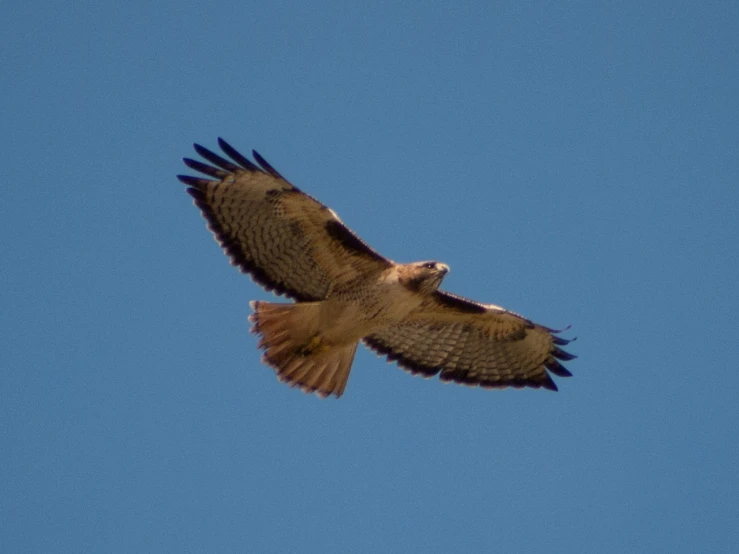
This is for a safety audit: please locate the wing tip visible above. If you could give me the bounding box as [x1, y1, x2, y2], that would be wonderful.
[364, 336, 569, 392]
[252, 149, 284, 179]
[177, 175, 213, 189]
[545, 357, 573, 378]
[540, 374, 559, 391]
[217, 138, 262, 172]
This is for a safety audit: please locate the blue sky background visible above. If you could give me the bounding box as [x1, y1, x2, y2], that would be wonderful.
[2, 1, 738, 552]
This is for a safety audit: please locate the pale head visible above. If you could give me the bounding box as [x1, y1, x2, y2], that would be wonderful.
[399, 261, 450, 294]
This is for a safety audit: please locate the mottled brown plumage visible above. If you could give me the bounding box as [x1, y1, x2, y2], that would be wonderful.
[178, 138, 575, 397]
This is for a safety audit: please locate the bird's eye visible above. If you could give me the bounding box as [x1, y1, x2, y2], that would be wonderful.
[422, 262, 436, 269]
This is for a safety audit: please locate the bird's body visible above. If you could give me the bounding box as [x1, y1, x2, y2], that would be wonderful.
[305, 266, 429, 341]
[178, 139, 575, 398]
[248, 262, 451, 396]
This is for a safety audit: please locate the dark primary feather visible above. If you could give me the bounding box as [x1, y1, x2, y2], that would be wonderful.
[544, 358, 573, 377]
[193, 143, 243, 173]
[217, 138, 261, 172]
[183, 157, 229, 179]
[252, 150, 285, 179]
[177, 175, 211, 189]
[552, 346, 577, 361]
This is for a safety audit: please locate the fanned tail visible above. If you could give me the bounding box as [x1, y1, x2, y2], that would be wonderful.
[248, 301, 358, 398]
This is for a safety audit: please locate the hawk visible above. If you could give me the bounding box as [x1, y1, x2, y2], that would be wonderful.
[178, 138, 576, 398]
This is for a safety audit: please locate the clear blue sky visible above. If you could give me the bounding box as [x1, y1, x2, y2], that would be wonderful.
[2, 1, 738, 552]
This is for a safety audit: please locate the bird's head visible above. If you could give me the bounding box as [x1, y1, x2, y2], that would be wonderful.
[400, 261, 450, 293]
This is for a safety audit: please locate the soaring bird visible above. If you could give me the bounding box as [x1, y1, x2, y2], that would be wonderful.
[178, 139, 575, 398]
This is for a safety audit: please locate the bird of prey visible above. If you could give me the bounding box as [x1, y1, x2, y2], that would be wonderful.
[178, 139, 575, 398]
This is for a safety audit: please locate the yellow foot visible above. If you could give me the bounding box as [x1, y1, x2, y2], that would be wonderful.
[298, 335, 332, 357]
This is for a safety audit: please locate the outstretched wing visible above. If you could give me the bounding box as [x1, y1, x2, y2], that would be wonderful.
[363, 290, 576, 391]
[178, 138, 392, 301]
